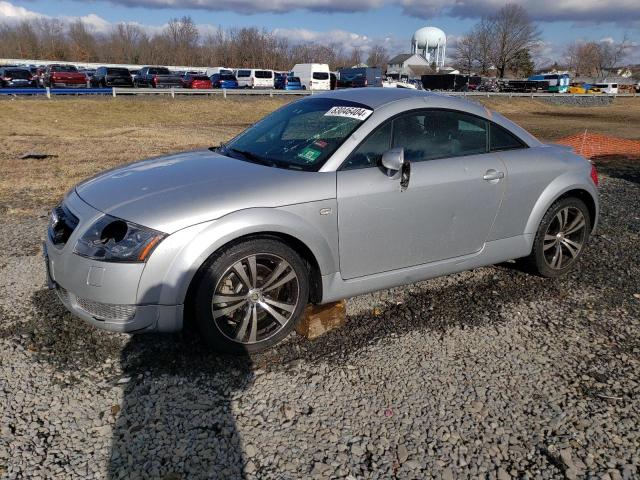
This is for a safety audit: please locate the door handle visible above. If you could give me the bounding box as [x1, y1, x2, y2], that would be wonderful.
[483, 169, 505, 181]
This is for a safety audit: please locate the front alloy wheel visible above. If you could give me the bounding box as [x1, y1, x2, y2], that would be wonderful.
[212, 253, 300, 344]
[195, 239, 309, 353]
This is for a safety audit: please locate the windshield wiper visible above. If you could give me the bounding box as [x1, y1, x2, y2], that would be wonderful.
[227, 148, 277, 167]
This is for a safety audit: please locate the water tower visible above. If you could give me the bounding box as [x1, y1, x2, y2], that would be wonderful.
[411, 26, 447, 68]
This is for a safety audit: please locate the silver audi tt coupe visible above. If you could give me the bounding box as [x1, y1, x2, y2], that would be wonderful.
[44, 88, 599, 353]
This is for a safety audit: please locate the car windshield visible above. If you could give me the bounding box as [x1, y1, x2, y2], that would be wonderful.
[288, 76, 301, 82]
[313, 72, 329, 80]
[222, 98, 373, 171]
[54, 65, 78, 72]
[5, 69, 31, 78]
[107, 68, 130, 75]
[255, 70, 273, 79]
[149, 67, 171, 75]
[220, 74, 236, 81]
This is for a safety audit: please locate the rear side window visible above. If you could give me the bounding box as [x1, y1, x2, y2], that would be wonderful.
[107, 68, 130, 75]
[53, 65, 78, 72]
[255, 70, 273, 79]
[313, 72, 329, 80]
[237, 70, 250, 77]
[490, 123, 525, 152]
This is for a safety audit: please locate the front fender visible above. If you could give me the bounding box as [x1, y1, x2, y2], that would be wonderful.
[523, 170, 599, 244]
[136, 201, 339, 306]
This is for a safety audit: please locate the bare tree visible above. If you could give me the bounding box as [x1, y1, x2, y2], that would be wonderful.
[348, 46, 362, 67]
[488, 4, 539, 78]
[454, 35, 475, 74]
[473, 19, 494, 75]
[366, 44, 388, 68]
[565, 37, 631, 79]
[68, 20, 97, 62]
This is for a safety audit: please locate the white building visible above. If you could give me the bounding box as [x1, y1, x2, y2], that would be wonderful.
[386, 53, 431, 79]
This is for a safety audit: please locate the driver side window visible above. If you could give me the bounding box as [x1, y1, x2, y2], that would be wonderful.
[342, 121, 392, 170]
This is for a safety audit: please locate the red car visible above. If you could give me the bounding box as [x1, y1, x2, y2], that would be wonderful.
[181, 74, 212, 89]
[43, 64, 87, 88]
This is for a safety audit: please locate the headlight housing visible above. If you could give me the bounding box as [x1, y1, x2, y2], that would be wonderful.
[73, 215, 165, 263]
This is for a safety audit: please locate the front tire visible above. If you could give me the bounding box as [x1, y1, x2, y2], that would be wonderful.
[194, 238, 309, 354]
[524, 197, 591, 277]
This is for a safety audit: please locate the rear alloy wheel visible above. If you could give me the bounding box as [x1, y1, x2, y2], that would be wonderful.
[194, 239, 309, 353]
[525, 197, 591, 277]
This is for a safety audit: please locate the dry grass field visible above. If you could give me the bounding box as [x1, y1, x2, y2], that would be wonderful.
[1, 95, 639, 217]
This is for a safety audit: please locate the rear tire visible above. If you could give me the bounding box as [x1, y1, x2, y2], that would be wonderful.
[194, 238, 309, 354]
[523, 197, 591, 278]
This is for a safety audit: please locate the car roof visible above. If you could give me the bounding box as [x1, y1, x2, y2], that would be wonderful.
[313, 87, 543, 151]
[314, 87, 442, 109]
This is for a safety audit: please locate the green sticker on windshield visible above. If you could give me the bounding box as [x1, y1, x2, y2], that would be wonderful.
[297, 147, 322, 163]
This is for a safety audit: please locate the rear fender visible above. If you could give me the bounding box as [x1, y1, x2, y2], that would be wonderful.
[523, 170, 599, 246]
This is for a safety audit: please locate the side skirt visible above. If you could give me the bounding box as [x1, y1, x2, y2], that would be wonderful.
[320, 234, 533, 303]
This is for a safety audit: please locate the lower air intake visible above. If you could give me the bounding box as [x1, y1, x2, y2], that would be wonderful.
[76, 297, 136, 322]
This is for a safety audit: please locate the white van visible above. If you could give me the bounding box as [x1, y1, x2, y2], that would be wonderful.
[235, 69, 274, 89]
[593, 83, 618, 94]
[292, 63, 330, 91]
[205, 67, 234, 77]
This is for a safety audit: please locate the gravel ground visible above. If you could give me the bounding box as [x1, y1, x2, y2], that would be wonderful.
[1, 171, 639, 480]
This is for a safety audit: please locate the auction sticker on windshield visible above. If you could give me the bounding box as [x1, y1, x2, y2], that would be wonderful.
[324, 106, 373, 121]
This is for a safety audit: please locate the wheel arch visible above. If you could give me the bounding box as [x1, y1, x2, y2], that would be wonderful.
[137, 207, 338, 318]
[183, 230, 324, 324]
[524, 180, 599, 243]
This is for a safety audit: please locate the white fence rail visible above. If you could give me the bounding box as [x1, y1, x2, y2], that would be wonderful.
[111, 88, 637, 98]
[1, 86, 637, 98]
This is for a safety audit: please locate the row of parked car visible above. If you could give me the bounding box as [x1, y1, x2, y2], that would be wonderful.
[1, 62, 387, 91]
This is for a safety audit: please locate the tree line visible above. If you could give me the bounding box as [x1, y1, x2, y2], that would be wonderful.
[0, 16, 389, 70]
[454, 3, 631, 79]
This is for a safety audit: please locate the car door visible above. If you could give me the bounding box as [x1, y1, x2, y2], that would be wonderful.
[336, 109, 507, 280]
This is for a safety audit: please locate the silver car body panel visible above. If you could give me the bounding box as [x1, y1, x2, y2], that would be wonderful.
[75, 150, 336, 233]
[46, 89, 598, 333]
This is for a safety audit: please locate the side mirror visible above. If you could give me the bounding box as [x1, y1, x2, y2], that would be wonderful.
[381, 147, 405, 179]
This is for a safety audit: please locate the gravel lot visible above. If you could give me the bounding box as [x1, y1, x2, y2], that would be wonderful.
[1, 168, 639, 479]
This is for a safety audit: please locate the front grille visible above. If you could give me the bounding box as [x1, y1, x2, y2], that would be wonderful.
[48, 204, 79, 247]
[76, 297, 136, 322]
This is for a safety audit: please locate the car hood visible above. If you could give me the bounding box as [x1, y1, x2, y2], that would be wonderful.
[75, 150, 336, 233]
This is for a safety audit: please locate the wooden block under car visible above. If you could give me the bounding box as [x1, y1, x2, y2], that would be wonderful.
[295, 300, 347, 340]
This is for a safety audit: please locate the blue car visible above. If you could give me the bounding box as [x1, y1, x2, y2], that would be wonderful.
[210, 73, 238, 89]
[275, 73, 304, 90]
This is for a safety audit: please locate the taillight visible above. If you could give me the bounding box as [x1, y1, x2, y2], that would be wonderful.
[590, 164, 599, 186]
[284, 77, 288, 85]
[1, 76, 10, 81]
[152, 75, 158, 86]
[364, 78, 368, 86]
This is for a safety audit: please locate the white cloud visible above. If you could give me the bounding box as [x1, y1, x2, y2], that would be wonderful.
[0, 0, 41, 20]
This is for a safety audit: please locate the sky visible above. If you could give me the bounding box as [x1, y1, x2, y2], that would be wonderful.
[1, 0, 638, 65]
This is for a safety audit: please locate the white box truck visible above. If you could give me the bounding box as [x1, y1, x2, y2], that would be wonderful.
[292, 63, 330, 91]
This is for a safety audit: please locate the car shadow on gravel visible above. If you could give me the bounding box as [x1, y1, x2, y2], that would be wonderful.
[24, 289, 255, 480]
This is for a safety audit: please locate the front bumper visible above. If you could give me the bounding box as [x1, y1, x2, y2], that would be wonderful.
[44, 191, 183, 333]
